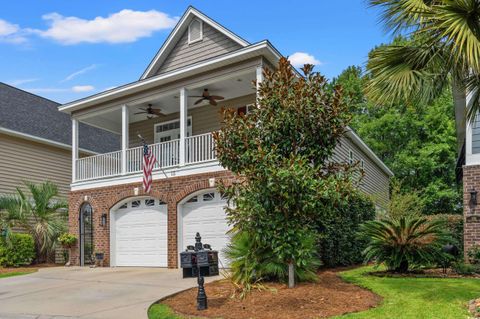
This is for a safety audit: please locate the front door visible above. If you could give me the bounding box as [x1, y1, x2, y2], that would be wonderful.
[79, 203, 94, 266]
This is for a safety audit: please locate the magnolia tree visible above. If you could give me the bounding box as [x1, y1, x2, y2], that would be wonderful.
[213, 58, 355, 289]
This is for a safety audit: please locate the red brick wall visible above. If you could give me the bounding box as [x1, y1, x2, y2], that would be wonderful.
[463, 165, 480, 259]
[68, 170, 234, 268]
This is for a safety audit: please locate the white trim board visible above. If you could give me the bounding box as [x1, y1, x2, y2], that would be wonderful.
[71, 161, 225, 191]
[345, 128, 394, 177]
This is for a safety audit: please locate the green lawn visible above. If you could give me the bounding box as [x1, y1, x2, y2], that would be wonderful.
[148, 266, 480, 319]
[148, 304, 182, 319]
[0, 271, 36, 279]
[334, 266, 480, 319]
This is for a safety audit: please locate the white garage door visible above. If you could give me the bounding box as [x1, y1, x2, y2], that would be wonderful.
[113, 198, 168, 267]
[182, 191, 230, 267]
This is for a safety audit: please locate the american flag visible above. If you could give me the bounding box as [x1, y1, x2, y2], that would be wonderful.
[142, 143, 157, 193]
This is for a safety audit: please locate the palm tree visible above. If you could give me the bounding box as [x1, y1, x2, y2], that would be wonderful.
[0, 181, 68, 263]
[366, 0, 480, 122]
[358, 215, 450, 272]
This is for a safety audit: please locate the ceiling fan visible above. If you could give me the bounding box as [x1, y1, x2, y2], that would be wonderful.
[190, 89, 224, 106]
[134, 104, 165, 119]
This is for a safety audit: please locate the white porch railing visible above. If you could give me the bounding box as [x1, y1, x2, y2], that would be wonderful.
[74, 133, 217, 182]
[185, 133, 216, 164]
[76, 150, 122, 181]
[126, 139, 180, 173]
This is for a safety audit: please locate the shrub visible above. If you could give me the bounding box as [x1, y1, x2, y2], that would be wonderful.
[317, 192, 376, 267]
[427, 214, 463, 254]
[468, 245, 480, 265]
[225, 230, 320, 297]
[58, 233, 77, 248]
[452, 262, 479, 275]
[0, 233, 35, 267]
[358, 216, 450, 272]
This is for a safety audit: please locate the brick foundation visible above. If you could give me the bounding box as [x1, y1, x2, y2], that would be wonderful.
[463, 165, 480, 259]
[68, 170, 234, 268]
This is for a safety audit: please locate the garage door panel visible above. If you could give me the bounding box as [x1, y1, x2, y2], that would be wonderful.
[182, 192, 230, 267]
[114, 200, 168, 267]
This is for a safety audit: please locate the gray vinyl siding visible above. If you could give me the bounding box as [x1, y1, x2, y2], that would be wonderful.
[0, 133, 72, 197]
[155, 23, 242, 75]
[472, 115, 480, 153]
[129, 94, 255, 147]
[332, 137, 390, 209]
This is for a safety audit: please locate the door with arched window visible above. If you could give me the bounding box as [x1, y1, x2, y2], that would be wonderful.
[79, 203, 94, 266]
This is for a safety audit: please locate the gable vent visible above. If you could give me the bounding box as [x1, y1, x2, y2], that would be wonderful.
[188, 19, 203, 44]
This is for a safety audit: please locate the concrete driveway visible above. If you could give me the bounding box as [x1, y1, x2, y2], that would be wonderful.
[0, 267, 219, 319]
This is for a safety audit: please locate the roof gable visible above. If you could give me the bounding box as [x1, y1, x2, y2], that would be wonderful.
[141, 6, 249, 79]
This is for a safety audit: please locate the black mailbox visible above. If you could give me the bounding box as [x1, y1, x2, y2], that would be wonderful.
[180, 232, 219, 278]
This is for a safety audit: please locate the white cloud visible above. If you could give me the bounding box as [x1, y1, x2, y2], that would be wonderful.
[288, 52, 322, 68]
[72, 85, 94, 92]
[32, 9, 178, 45]
[26, 85, 95, 93]
[8, 78, 39, 86]
[61, 64, 97, 82]
[0, 19, 27, 43]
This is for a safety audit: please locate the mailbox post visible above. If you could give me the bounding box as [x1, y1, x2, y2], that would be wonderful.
[179, 232, 220, 310]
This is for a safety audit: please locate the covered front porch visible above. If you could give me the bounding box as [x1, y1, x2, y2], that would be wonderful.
[70, 64, 262, 184]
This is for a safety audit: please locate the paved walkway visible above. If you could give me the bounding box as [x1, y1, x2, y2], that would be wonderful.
[0, 267, 218, 319]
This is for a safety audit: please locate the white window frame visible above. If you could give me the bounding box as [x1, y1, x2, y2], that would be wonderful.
[154, 117, 192, 143]
[188, 18, 203, 44]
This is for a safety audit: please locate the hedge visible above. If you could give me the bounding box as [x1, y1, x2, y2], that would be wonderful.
[316, 192, 376, 267]
[0, 233, 36, 267]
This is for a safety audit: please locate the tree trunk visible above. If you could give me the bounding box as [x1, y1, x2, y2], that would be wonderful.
[396, 260, 409, 273]
[452, 78, 468, 139]
[288, 262, 295, 288]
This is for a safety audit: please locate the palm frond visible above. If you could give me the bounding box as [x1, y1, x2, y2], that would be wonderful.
[427, 0, 480, 72]
[369, 0, 434, 34]
[366, 42, 449, 105]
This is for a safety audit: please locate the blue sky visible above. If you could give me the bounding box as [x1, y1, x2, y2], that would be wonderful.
[0, 1, 389, 103]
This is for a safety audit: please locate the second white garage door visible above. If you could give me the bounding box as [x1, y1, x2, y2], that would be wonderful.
[113, 198, 168, 267]
[181, 191, 230, 267]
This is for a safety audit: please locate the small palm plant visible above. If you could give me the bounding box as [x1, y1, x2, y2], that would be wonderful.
[358, 216, 450, 273]
[0, 181, 68, 263]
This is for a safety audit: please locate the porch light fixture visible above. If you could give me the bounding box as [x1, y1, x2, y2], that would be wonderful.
[101, 213, 107, 227]
[470, 189, 478, 207]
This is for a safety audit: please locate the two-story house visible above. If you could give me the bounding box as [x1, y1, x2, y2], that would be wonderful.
[59, 7, 393, 268]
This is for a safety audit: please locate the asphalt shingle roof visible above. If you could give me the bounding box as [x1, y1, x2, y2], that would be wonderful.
[0, 83, 119, 153]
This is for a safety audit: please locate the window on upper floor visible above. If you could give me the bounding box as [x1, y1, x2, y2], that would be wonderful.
[188, 19, 203, 44]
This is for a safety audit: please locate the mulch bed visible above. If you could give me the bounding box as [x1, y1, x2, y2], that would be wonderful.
[0, 263, 59, 274]
[469, 298, 480, 318]
[369, 268, 480, 279]
[161, 270, 381, 319]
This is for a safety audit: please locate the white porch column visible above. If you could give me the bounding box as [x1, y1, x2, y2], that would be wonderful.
[72, 118, 79, 182]
[179, 87, 188, 166]
[121, 104, 129, 174]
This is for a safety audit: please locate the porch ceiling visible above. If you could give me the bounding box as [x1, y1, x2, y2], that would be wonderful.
[79, 69, 256, 134]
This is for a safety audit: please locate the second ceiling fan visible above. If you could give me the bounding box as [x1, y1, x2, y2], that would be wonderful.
[134, 104, 166, 119]
[190, 89, 224, 106]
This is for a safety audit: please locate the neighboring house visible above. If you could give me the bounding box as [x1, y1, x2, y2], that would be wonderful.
[457, 96, 480, 256]
[59, 7, 393, 268]
[0, 82, 119, 196]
